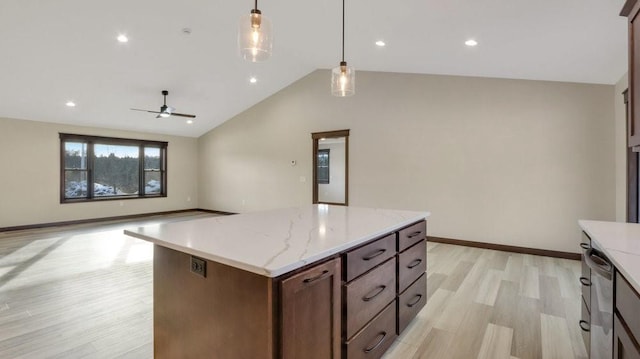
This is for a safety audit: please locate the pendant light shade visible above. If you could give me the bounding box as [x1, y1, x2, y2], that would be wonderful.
[332, 0, 354, 97]
[331, 61, 355, 97]
[238, 1, 272, 62]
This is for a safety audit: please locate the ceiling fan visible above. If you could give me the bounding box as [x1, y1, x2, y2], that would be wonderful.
[131, 90, 196, 119]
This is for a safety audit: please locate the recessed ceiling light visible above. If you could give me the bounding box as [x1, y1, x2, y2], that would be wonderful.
[465, 39, 478, 47]
[375, 40, 386, 47]
[249, 77, 257, 84]
[117, 34, 129, 43]
[65, 101, 76, 107]
[186, 120, 194, 124]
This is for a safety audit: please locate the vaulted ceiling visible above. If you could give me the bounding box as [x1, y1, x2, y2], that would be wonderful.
[0, 0, 628, 137]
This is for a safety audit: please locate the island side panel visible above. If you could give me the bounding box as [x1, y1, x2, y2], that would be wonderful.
[154, 245, 277, 359]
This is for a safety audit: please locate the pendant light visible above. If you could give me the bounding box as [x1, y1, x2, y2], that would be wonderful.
[238, 0, 272, 62]
[331, 0, 355, 97]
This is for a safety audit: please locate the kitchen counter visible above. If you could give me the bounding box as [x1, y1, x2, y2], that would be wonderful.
[578, 220, 640, 294]
[125, 204, 430, 277]
[124, 205, 430, 358]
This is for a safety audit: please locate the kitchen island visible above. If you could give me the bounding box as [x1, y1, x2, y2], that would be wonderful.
[125, 205, 430, 359]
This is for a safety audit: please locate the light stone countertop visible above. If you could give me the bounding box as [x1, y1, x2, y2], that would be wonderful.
[579, 220, 640, 294]
[125, 205, 430, 277]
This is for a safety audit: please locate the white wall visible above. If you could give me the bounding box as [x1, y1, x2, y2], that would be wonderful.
[615, 73, 629, 221]
[0, 117, 199, 228]
[198, 70, 616, 253]
[318, 141, 346, 203]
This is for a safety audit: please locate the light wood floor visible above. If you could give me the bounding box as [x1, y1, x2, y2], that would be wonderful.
[384, 242, 586, 359]
[0, 213, 585, 359]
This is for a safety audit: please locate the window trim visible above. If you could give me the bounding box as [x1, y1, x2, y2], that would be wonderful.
[60, 133, 168, 203]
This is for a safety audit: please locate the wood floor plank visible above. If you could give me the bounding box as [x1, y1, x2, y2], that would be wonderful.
[539, 275, 566, 317]
[519, 265, 540, 299]
[563, 298, 588, 359]
[449, 302, 494, 359]
[511, 296, 543, 359]
[477, 323, 514, 359]
[439, 260, 474, 292]
[474, 269, 503, 306]
[411, 328, 455, 359]
[426, 272, 447, 300]
[540, 313, 575, 359]
[503, 254, 524, 283]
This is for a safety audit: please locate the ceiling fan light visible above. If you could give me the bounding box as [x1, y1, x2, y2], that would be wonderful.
[238, 9, 272, 62]
[331, 61, 355, 97]
[159, 112, 171, 118]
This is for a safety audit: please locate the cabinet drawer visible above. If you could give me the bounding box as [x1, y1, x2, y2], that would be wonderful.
[345, 301, 397, 359]
[398, 239, 426, 293]
[616, 271, 640, 342]
[345, 258, 396, 339]
[398, 221, 426, 252]
[345, 233, 395, 282]
[397, 272, 426, 334]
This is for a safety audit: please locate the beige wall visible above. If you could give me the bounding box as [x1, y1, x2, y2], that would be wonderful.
[0, 117, 198, 228]
[615, 73, 629, 222]
[198, 70, 616, 253]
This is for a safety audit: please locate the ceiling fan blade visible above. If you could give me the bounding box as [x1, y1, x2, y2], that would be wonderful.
[131, 108, 162, 114]
[170, 112, 196, 118]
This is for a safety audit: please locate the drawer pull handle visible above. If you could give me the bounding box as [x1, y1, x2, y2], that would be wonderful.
[362, 285, 387, 302]
[407, 259, 422, 269]
[579, 320, 590, 332]
[303, 270, 329, 284]
[363, 331, 387, 353]
[407, 294, 423, 307]
[362, 249, 386, 261]
[407, 231, 422, 238]
[580, 243, 590, 250]
[579, 277, 591, 287]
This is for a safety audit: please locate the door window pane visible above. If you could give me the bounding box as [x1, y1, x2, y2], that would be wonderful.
[317, 149, 330, 184]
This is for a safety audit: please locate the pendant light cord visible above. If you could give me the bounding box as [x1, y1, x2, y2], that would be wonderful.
[341, 0, 345, 62]
[254, 0, 258, 11]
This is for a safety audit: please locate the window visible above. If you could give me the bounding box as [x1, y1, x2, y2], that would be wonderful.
[317, 149, 330, 184]
[60, 133, 167, 203]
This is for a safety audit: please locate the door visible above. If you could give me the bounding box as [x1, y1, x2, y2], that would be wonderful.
[281, 258, 341, 359]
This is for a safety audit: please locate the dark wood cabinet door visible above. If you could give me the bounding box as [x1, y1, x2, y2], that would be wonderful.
[628, 0, 640, 147]
[281, 258, 341, 359]
[614, 314, 640, 359]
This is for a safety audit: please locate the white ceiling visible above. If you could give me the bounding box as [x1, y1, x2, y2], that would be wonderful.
[0, 0, 628, 138]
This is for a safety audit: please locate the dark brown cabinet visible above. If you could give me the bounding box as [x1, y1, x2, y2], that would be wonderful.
[281, 258, 341, 359]
[344, 257, 396, 339]
[614, 271, 640, 359]
[345, 303, 397, 359]
[341, 220, 427, 359]
[151, 219, 428, 359]
[622, 0, 640, 147]
[614, 314, 640, 359]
